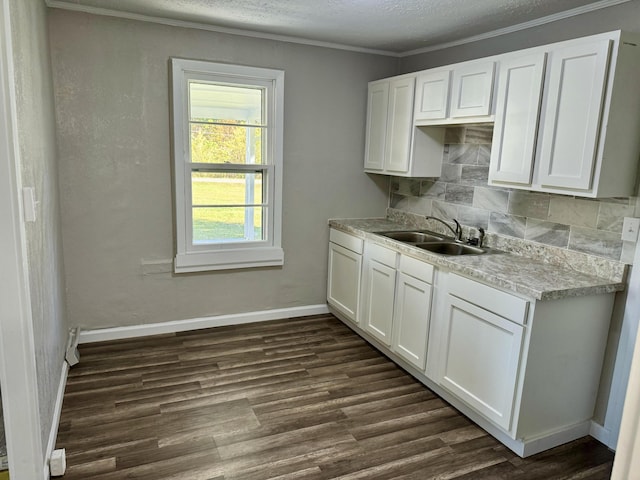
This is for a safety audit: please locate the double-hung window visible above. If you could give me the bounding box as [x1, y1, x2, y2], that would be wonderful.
[171, 59, 284, 272]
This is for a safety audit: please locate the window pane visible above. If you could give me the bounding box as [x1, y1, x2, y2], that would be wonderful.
[193, 207, 264, 243]
[192, 172, 263, 206]
[189, 82, 264, 125]
[190, 123, 263, 164]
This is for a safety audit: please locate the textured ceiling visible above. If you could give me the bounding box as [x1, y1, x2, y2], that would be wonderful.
[47, 0, 629, 54]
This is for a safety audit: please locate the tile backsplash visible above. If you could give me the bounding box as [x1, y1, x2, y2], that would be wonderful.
[389, 125, 640, 264]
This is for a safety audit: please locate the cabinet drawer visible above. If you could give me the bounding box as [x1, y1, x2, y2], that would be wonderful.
[366, 242, 398, 268]
[400, 255, 434, 283]
[330, 229, 364, 254]
[448, 274, 528, 324]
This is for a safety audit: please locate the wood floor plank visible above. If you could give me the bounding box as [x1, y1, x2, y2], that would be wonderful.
[55, 314, 614, 479]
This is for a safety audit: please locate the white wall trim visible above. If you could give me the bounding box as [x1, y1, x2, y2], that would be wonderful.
[43, 361, 69, 478]
[45, 0, 631, 58]
[0, 0, 46, 477]
[79, 304, 331, 344]
[590, 420, 611, 446]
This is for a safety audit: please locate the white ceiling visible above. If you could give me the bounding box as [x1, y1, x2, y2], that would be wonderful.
[46, 0, 630, 55]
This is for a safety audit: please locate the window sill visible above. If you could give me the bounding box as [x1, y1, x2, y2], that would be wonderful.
[174, 247, 284, 273]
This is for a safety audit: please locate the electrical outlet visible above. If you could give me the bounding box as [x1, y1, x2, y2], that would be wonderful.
[622, 217, 640, 242]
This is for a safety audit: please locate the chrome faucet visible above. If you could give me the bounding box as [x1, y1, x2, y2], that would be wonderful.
[425, 216, 462, 241]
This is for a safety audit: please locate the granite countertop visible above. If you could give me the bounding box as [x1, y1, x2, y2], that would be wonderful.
[329, 217, 626, 301]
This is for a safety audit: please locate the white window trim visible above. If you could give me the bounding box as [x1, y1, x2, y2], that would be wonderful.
[171, 58, 284, 273]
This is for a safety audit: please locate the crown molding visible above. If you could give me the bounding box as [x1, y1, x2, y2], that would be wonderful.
[399, 0, 633, 57]
[44, 0, 400, 57]
[46, 0, 632, 58]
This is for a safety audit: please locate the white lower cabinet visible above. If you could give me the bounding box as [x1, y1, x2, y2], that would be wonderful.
[327, 233, 615, 457]
[327, 229, 363, 324]
[391, 256, 434, 370]
[430, 273, 614, 454]
[438, 283, 525, 430]
[361, 243, 398, 346]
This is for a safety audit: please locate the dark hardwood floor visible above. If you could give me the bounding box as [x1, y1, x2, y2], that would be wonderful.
[55, 314, 614, 479]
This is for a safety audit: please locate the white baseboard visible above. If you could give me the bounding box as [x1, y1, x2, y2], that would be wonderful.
[78, 304, 331, 344]
[519, 420, 592, 457]
[44, 361, 69, 479]
[590, 420, 613, 449]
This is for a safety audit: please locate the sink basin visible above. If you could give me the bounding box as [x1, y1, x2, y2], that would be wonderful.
[376, 230, 494, 256]
[378, 231, 445, 243]
[415, 242, 486, 256]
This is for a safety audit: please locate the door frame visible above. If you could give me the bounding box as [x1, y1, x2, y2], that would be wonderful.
[0, 0, 46, 477]
[611, 306, 640, 478]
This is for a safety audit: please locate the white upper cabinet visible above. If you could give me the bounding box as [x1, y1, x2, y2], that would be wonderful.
[489, 53, 546, 185]
[385, 77, 416, 173]
[450, 61, 496, 118]
[489, 31, 640, 197]
[536, 40, 611, 191]
[363, 81, 389, 172]
[365, 74, 445, 177]
[364, 75, 414, 175]
[414, 60, 496, 126]
[366, 30, 640, 190]
[414, 70, 451, 121]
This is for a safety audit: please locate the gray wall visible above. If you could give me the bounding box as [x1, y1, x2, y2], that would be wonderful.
[9, 0, 68, 450]
[399, 1, 640, 73]
[48, 10, 394, 330]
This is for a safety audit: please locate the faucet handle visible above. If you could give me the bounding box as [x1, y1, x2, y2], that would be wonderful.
[452, 219, 462, 241]
[467, 227, 485, 247]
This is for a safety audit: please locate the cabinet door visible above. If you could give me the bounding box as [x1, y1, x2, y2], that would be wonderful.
[536, 40, 612, 191]
[438, 295, 524, 431]
[414, 70, 451, 121]
[362, 259, 397, 346]
[327, 242, 362, 324]
[384, 77, 416, 173]
[489, 53, 546, 186]
[364, 81, 389, 171]
[392, 272, 432, 370]
[450, 61, 495, 118]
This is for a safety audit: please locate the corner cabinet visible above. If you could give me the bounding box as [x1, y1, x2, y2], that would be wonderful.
[489, 30, 640, 198]
[430, 273, 614, 455]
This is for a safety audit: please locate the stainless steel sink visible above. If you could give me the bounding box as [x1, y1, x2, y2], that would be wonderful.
[379, 231, 445, 243]
[415, 242, 486, 256]
[376, 230, 492, 256]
